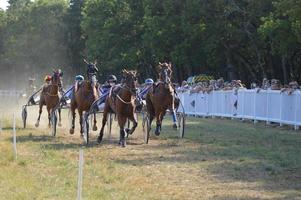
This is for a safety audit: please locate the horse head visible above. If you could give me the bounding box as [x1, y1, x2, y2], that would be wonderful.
[157, 62, 172, 88]
[84, 59, 98, 72]
[122, 69, 138, 94]
[52, 69, 63, 88]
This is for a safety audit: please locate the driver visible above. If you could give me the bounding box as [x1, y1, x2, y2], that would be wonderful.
[75, 75, 85, 92]
[140, 78, 154, 99]
[44, 75, 52, 85]
[101, 75, 117, 93]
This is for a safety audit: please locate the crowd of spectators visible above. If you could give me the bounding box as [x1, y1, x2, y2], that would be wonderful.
[176, 77, 300, 95]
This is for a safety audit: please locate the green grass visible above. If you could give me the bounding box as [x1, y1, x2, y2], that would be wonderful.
[0, 111, 301, 200]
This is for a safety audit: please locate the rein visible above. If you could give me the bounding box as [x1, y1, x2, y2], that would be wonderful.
[116, 94, 135, 104]
[114, 85, 136, 105]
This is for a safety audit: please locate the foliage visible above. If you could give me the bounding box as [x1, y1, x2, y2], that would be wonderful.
[0, 0, 301, 88]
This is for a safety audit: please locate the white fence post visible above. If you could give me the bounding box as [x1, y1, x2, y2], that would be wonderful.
[221, 91, 225, 119]
[266, 90, 270, 125]
[253, 90, 258, 124]
[203, 92, 209, 118]
[242, 89, 245, 121]
[211, 91, 215, 119]
[77, 148, 84, 200]
[279, 92, 283, 127]
[294, 92, 300, 130]
[13, 113, 17, 160]
[205, 92, 209, 118]
[231, 90, 235, 120]
[194, 93, 197, 117]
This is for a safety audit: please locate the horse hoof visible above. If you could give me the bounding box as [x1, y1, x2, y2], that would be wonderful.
[69, 129, 74, 134]
[97, 136, 103, 144]
[58, 123, 62, 127]
[48, 124, 51, 128]
[155, 130, 160, 136]
[121, 140, 126, 147]
[125, 128, 131, 134]
[93, 126, 98, 131]
[35, 123, 39, 128]
[173, 124, 178, 129]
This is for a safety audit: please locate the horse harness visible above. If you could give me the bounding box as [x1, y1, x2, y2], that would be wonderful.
[110, 85, 136, 105]
[152, 81, 175, 96]
[43, 84, 60, 97]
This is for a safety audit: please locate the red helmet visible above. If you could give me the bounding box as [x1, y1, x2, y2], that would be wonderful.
[44, 75, 52, 82]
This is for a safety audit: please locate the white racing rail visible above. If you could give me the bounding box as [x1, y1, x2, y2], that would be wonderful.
[177, 89, 301, 130]
[0, 90, 24, 98]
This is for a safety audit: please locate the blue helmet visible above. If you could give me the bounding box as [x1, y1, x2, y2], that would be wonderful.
[75, 75, 84, 81]
[145, 78, 154, 84]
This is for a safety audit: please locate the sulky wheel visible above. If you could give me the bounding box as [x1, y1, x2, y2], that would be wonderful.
[22, 105, 28, 129]
[142, 113, 150, 144]
[177, 112, 185, 138]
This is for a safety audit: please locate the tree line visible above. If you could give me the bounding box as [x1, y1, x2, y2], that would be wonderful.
[0, 0, 300, 89]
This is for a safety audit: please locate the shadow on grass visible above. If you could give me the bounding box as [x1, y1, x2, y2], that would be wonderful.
[213, 194, 300, 200]
[114, 117, 301, 196]
[41, 142, 85, 150]
[8, 134, 54, 143]
[40, 138, 121, 150]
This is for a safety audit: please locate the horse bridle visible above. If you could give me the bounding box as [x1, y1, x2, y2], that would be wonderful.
[46, 73, 62, 97]
[163, 68, 169, 84]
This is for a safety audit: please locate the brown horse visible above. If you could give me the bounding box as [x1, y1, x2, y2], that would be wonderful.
[35, 69, 63, 128]
[97, 69, 138, 147]
[69, 80, 99, 135]
[146, 62, 178, 136]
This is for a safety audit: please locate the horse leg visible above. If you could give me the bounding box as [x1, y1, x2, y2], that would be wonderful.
[158, 110, 167, 132]
[47, 107, 51, 128]
[155, 110, 162, 136]
[35, 103, 43, 127]
[118, 115, 127, 147]
[126, 111, 138, 137]
[58, 108, 62, 127]
[149, 114, 154, 130]
[97, 104, 109, 143]
[79, 110, 83, 136]
[69, 102, 76, 134]
[92, 113, 98, 131]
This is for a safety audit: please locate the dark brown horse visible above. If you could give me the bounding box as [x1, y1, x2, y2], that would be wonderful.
[98, 69, 138, 147]
[35, 69, 63, 128]
[146, 62, 178, 135]
[69, 80, 99, 136]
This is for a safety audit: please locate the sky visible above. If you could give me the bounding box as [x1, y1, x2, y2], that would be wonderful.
[0, 0, 8, 10]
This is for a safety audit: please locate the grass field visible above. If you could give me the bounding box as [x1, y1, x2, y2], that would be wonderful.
[0, 107, 301, 200]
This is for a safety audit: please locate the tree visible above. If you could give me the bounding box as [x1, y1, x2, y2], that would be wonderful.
[66, 0, 85, 75]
